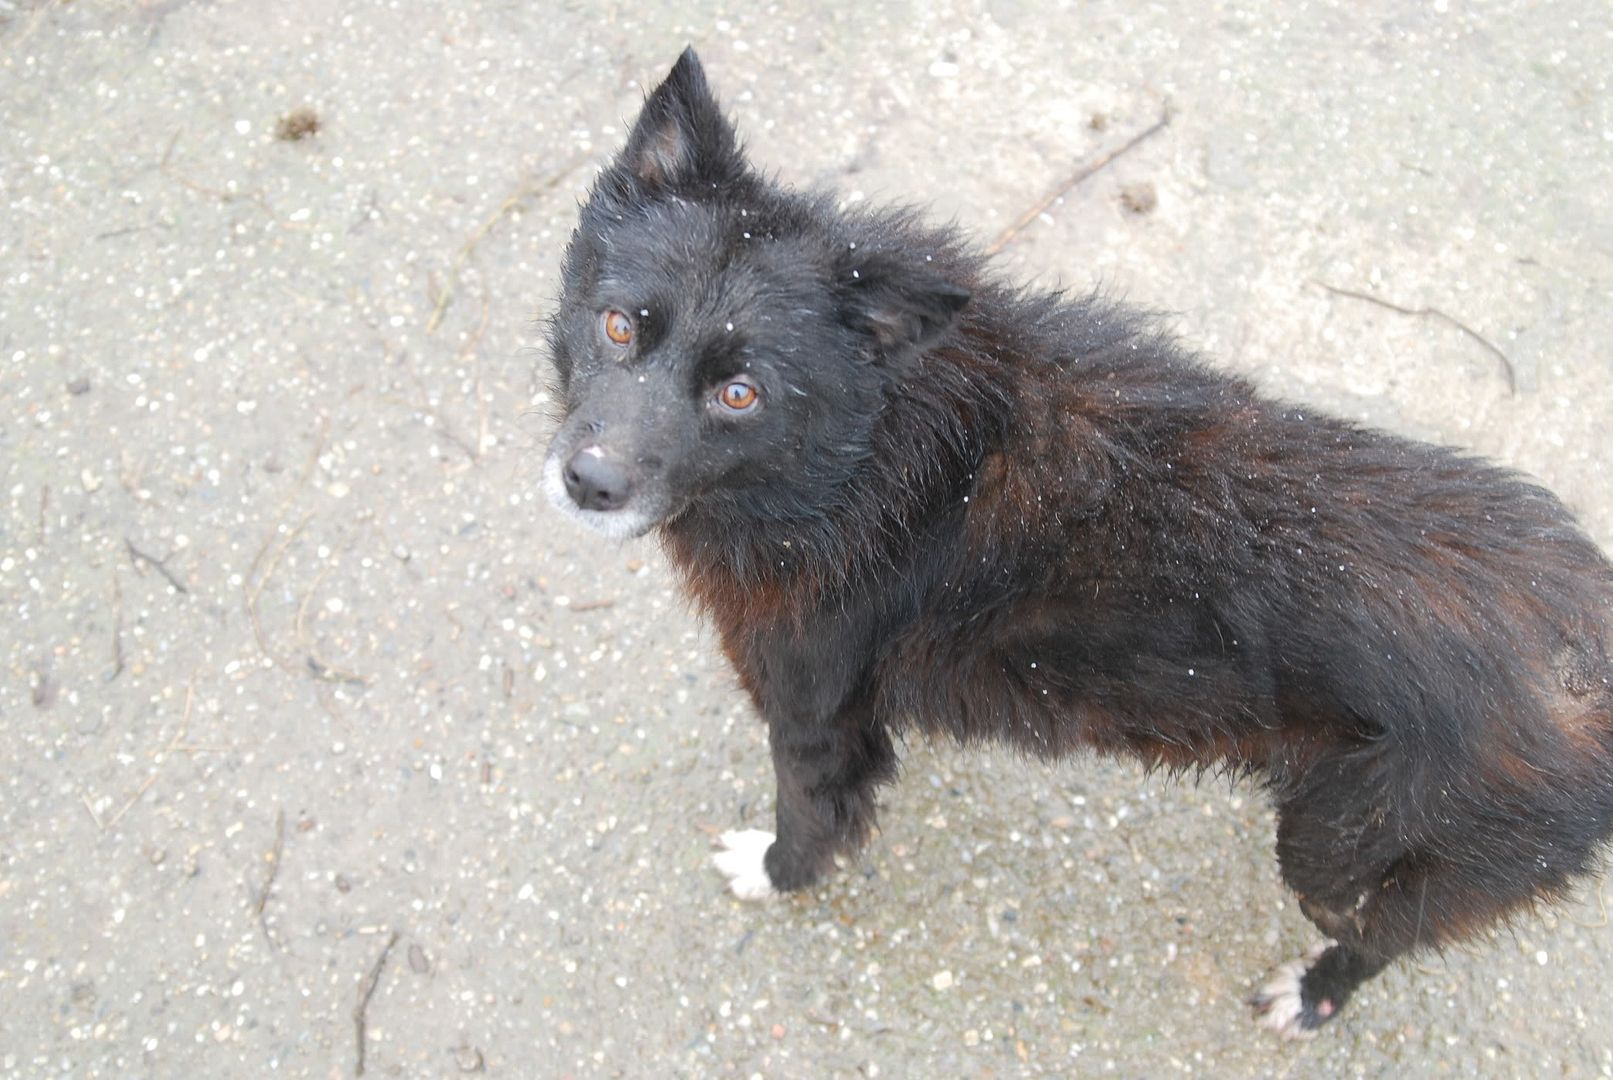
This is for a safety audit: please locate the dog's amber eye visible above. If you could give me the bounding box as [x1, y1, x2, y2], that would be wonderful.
[718, 379, 759, 412]
[602, 309, 634, 345]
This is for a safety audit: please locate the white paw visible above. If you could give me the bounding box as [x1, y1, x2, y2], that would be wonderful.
[1251, 941, 1332, 1039]
[712, 829, 777, 900]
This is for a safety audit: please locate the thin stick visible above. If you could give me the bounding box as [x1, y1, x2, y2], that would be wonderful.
[386, 347, 480, 464]
[244, 418, 327, 676]
[293, 566, 369, 686]
[353, 929, 402, 1076]
[247, 513, 313, 676]
[254, 808, 287, 944]
[96, 683, 195, 831]
[4, 0, 59, 49]
[126, 538, 188, 594]
[161, 131, 267, 206]
[426, 156, 587, 333]
[986, 105, 1174, 256]
[294, 564, 332, 643]
[94, 224, 161, 241]
[246, 418, 327, 586]
[305, 656, 369, 687]
[1313, 280, 1516, 394]
[108, 571, 126, 682]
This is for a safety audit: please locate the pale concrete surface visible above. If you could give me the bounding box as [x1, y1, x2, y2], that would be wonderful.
[2, 2, 1610, 1077]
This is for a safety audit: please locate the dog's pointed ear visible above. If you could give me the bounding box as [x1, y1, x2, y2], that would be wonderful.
[839, 253, 971, 358]
[615, 48, 742, 193]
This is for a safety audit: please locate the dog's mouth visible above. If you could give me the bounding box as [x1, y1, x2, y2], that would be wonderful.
[541, 451, 668, 540]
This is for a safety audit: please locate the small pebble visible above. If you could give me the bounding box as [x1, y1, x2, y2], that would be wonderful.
[1119, 181, 1158, 215]
[275, 107, 322, 142]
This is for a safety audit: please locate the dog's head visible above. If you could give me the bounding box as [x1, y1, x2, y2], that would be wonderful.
[543, 49, 970, 539]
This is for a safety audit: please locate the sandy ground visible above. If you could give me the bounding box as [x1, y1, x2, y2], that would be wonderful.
[3, 1, 1611, 1077]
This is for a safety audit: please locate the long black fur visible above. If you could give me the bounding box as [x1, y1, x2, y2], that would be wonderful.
[543, 49, 1613, 1033]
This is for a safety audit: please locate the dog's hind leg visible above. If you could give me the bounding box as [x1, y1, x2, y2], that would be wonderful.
[1253, 788, 1404, 1037]
[1255, 845, 1535, 1037]
[1257, 783, 1552, 1037]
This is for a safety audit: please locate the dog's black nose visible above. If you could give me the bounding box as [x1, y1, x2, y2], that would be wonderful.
[563, 447, 632, 511]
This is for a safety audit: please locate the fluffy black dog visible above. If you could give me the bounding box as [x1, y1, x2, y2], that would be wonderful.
[543, 49, 1613, 1036]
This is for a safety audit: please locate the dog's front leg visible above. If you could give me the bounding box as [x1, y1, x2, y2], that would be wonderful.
[715, 701, 896, 899]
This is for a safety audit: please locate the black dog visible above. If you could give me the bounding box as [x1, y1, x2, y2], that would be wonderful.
[543, 49, 1613, 1036]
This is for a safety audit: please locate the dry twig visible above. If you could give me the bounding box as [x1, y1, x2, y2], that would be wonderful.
[295, 565, 370, 686]
[4, 0, 59, 49]
[986, 104, 1174, 256]
[244, 418, 327, 677]
[306, 656, 368, 687]
[160, 131, 267, 207]
[246, 513, 313, 675]
[254, 808, 287, 945]
[426, 156, 587, 333]
[382, 342, 479, 465]
[126, 538, 188, 593]
[353, 930, 402, 1076]
[85, 683, 195, 831]
[107, 571, 126, 682]
[1313, 280, 1516, 394]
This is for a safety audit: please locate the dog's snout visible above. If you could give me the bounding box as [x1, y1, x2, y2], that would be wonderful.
[563, 446, 632, 512]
